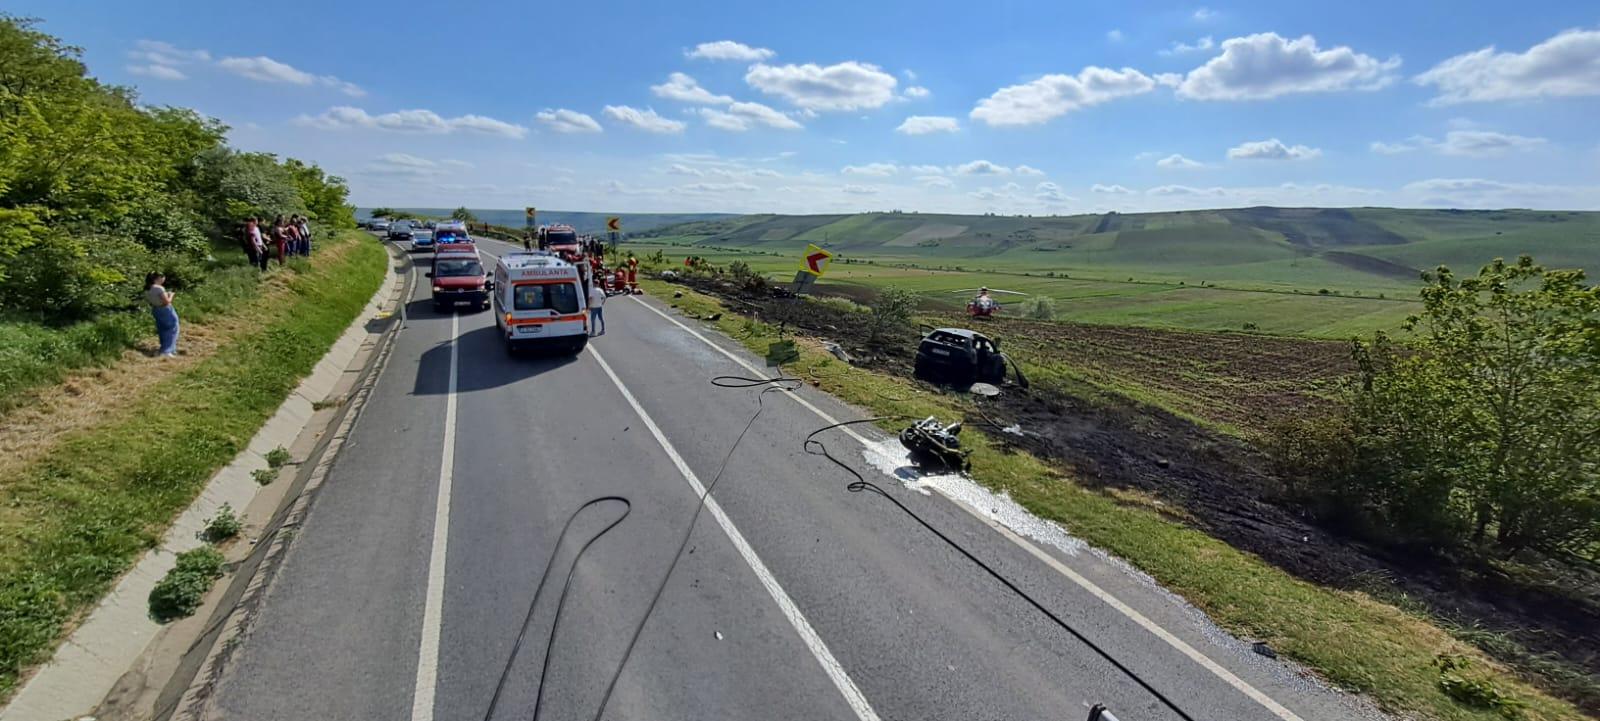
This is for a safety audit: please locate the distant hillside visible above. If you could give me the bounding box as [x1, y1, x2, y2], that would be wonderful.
[359, 208, 737, 235]
[640, 207, 1600, 290]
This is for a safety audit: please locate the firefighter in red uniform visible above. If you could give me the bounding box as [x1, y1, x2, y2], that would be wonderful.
[626, 253, 639, 294]
[613, 268, 627, 294]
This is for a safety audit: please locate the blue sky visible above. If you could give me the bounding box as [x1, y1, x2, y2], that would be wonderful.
[21, 0, 1600, 213]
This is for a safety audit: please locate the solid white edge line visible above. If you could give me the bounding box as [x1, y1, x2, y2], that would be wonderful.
[588, 346, 882, 721]
[626, 294, 1307, 721]
[410, 311, 459, 721]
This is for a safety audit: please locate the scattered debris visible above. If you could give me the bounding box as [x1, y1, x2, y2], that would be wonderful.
[1252, 641, 1278, 659]
[673, 291, 683, 298]
[823, 342, 853, 364]
[1156, 458, 1171, 469]
[899, 417, 970, 471]
[714, 630, 724, 641]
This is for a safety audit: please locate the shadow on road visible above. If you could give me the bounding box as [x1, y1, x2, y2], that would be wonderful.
[413, 323, 579, 396]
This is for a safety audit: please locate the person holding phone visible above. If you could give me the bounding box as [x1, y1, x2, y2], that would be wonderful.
[145, 272, 179, 358]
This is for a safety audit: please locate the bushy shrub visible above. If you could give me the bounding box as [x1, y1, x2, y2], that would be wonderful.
[1019, 295, 1055, 320]
[148, 546, 225, 621]
[1272, 257, 1600, 555]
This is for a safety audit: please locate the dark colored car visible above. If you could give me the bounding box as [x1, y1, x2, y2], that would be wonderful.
[913, 328, 1007, 386]
[388, 220, 415, 243]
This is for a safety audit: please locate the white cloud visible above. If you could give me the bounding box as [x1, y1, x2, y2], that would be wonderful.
[1015, 164, 1045, 176]
[1415, 29, 1600, 104]
[650, 72, 734, 104]
[895, 115, 960, 135]
[686, 40, 775, 62]
[676, 182, 759, 193]
[602, 105, 686, 133]
[908, 164, 945, 175]
[666, 164, 704, 176]
[375, 152, 436, 169]
[1176, 32, 1400, 100]
[953, 160, 1012, 176]
[1157, 153, 1203, 168]
[917, 176, 954, 187]
[1107, 29, 1125, 42]
[745, 61, 898, 111]
[1161, 36, 1215, 56]
[1193, 7, 1218, 21]
[128, 64, 186, 80]
[903, 85, 931, 99]
[1147, 184, 1227, 196]
[1368, 130, 1546, 157]
[697, 101, 803, 131]
[1398, 178, 1600, 208]
[536, 108, 602, 133]
[970, 66, 1155, 126]
[217, 56, 365, 96]
[841, 184, 880, 195]
[1226, 138, 1322, 160]
[1434, 130, 1546, 156]
[1153, 72, 1183, 87]
[1092, 183, 1134, 194]
[1370, 140, 1419, 155]
[295, 106, 527, 138]
[1035, 181, 1072, 203]
[129, 40, 209, 66]
[841, 163, 899, 176]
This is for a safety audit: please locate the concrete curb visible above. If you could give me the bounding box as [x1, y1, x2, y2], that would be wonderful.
[0, 239, 407, 721]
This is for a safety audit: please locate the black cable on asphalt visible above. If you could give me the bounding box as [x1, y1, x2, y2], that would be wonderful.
[803, 419, 1199, 721]
[486, 372, 800, 721]
[483, 496, 631, 721]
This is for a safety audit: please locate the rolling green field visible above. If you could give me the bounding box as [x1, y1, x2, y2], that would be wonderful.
[632, 207, 1600, 337]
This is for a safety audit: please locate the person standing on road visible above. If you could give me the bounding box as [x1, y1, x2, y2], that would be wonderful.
[145, 272, 179, 358]
[626, 253, 639, 294]
[588, 281, 606, 336]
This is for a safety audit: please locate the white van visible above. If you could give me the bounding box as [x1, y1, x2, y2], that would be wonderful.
[492, 251, 588, 354]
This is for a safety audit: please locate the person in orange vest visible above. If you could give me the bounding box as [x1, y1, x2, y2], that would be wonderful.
[613, 267, 627, 294]
[626, 253, 639, 293]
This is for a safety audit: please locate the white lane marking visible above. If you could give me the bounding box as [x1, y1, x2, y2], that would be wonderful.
[589, 347, 882, 721]
[627, 296, 1307, 721]
[410, 312, 459, 721]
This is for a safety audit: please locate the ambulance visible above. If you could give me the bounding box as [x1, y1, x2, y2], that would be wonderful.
[491, 251, 589, 354]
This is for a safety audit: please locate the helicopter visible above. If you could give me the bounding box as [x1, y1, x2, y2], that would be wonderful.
[950, 287, 1027, 319]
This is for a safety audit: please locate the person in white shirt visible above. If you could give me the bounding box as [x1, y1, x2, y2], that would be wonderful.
[588, 283, 606, 336]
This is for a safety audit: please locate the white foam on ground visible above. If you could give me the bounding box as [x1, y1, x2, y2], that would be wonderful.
[860, 439, 1088, 557]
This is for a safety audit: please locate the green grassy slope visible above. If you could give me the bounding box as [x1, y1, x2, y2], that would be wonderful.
[634, 206, 1598, 337]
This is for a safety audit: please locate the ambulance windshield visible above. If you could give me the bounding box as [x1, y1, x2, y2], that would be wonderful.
[513, 282, 580, 313]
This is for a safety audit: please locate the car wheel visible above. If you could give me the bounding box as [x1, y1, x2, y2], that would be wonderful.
[568, 338, 588, 355]
[432, 301, 444, 313]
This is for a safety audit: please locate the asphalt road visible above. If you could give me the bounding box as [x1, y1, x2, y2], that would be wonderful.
[208, 235, 1382, 721]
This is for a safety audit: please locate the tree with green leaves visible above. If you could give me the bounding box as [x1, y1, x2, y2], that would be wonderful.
[369, 207, 396, 219]
[450, 206, 477, 223]
[1275, 256, 1600, 556]
[868, 286, 916, 343]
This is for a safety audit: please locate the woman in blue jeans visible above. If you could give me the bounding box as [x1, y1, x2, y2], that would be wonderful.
[145, 272, 179, 358]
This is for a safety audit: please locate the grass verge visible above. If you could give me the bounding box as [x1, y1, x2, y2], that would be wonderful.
[647, 277, 1586, 721]
[0, 231, 386, 699]
[0, 248, 275, 414]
